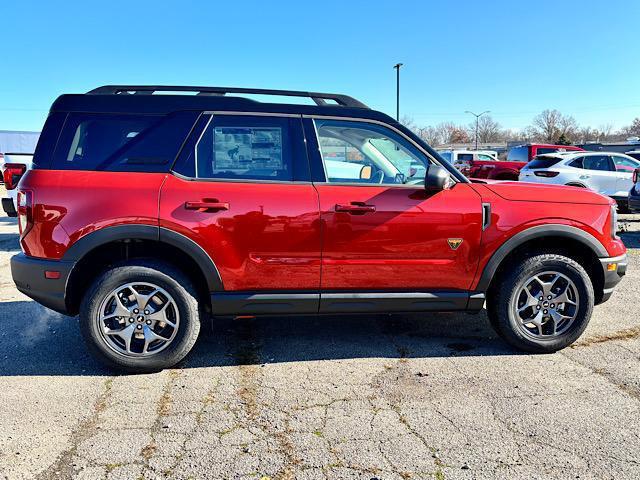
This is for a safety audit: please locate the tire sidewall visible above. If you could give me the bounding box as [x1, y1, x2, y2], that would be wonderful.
[80, 262, 201, 372]
[498, 255, 594, 352]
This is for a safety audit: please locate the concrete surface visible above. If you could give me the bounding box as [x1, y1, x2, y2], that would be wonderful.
[0, 186, 638, 479]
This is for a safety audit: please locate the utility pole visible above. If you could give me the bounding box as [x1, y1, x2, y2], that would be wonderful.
[393, 63, 403, 121]
[465, 110, 490, 150]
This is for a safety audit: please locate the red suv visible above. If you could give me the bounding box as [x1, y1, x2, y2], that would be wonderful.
[11, 86, 627, 372]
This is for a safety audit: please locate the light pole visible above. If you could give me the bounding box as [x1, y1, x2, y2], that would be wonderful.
[465, 110, 490, 150]
[393, 63, 403, 121]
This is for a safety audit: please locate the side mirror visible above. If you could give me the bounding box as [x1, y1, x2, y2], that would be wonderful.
[424, 164, 451, 192]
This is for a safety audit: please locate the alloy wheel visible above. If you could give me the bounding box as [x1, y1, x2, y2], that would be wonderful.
[96, 282, 180, 357]
[512, 271, 579, 339]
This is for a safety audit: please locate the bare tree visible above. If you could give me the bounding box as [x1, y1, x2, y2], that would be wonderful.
[623, 118, 640, 137]
[417, 126, 441, 146]
[468, 115, 502, 143]
[531, 109, 578, 143]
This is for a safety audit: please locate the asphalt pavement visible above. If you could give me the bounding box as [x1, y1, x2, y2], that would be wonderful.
[0, 190, 638, 480]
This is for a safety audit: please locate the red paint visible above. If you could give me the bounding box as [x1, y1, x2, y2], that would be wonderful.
[17, 170, 164, 258]
[315, 183, 483, 290]
[158, 174, 321, 291]
[18, 167, 624, 292]
[464, 160, 527, 181]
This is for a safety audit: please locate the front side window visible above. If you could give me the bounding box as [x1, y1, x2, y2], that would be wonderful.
[612, 155, 640, 172]
[195, 115, 292, 181]
[314, 119, 431, 185]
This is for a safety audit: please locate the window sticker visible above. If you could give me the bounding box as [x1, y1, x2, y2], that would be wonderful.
[213, 127, 283, 172]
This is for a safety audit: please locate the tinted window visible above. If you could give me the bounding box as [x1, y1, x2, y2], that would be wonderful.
[527, 156, 563, 169]
[315, 119, 431, 185]
[52, 112, 198, 172]
[612, 155, 639, 172]
[536, 147, 564, 155]
[583, 155, 613, 171]
[507, 146, 528, 162]
[569, 157, 584, 169]
[195, 115, 293, 181]
[457, 153, 473, 161]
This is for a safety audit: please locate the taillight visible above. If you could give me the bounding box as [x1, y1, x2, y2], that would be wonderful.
[2, 163, 27, 190]
[17, 190, 33, 237]
[633, 168, 640, 184]
[534, 171, 560, 178]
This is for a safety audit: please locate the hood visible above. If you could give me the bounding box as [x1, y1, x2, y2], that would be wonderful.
[481, 181, 612, 205]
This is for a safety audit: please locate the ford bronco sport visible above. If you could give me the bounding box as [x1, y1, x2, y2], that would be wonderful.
[11, 85, 627, 372]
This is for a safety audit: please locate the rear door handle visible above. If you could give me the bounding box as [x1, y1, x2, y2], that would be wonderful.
[185, 200, 230, 212]
[335, 202, 376, 214]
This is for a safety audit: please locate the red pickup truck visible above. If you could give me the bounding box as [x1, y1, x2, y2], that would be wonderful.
[446, 144, 585, 181]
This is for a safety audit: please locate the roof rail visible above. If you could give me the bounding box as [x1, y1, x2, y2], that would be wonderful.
[86, 85, 369, 109]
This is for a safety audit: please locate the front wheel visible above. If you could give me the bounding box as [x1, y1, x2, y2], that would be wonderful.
[487, 253, 594, 353]
[79, 260, 202, 373]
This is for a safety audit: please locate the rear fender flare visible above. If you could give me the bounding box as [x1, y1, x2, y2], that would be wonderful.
[62, 224, 223, 291]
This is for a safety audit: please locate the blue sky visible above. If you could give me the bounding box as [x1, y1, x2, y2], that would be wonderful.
[2, 0, 639, 132]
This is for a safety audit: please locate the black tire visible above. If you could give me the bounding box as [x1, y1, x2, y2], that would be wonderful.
[79, 260, 202, 373]
[487, 253, 594, 353]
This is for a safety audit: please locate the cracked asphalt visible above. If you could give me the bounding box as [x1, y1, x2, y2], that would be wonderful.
[0, 185, 639, 479]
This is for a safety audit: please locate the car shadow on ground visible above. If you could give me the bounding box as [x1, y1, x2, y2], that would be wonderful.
[619, 231, 640, 248]
[0, 232, 20, 251]
[0, 299, 519, 376]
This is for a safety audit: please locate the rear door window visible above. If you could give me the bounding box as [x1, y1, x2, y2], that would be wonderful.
[52, 112, 198, 172]
[193, 115, 303, 181]
[583, 155, 614, 171]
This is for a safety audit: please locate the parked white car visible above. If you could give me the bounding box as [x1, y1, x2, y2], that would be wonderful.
[519, 151, 640, 205]
[1, 153, 33, 216]
[438, 149, 497, 167]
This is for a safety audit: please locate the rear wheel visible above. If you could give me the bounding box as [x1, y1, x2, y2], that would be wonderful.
[79, 260, 201, 373]
[487, 253, 594, 352]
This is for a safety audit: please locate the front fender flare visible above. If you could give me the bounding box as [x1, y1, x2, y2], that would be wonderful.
[475, 224, 608, 292]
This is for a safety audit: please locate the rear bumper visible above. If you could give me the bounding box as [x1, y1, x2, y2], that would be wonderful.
[2, 198, 16, 217]
[598, 254, 627, 303]
[11, 253, 74, 315]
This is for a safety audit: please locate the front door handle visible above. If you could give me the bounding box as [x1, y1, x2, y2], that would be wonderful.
[335, 202, 376, 214]
[185, 200, 230, 212]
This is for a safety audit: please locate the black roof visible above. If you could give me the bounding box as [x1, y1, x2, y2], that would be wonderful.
[51, 85, 395, 124]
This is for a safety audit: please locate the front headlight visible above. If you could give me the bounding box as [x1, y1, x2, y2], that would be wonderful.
[611, 204, 619, 239]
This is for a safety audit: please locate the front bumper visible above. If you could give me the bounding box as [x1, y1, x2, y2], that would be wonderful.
[598, 254, 627, 303]
[11, 253, 74, 315]
[628, 188, 640, 213]
[2, 198, 16, 217]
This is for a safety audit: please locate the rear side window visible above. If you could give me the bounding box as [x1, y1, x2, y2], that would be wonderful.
[457, 153, 473, 161]
[51, 112, 198, 172]
[507, 146, 528, 161]
[527, 156, 563, 169]
[195, 115, 295, 181]
[569, 157, 584, 168]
